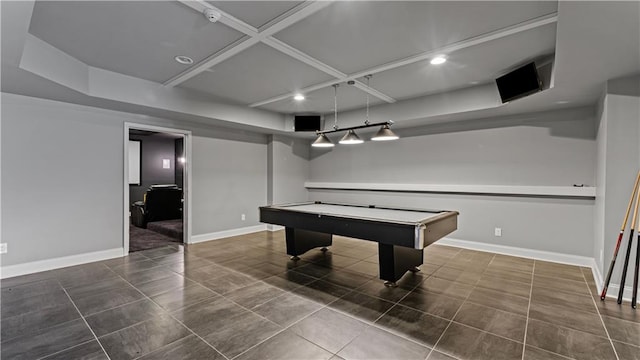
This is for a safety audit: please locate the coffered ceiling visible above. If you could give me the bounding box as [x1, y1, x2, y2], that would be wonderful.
[2, 1, 639, 135]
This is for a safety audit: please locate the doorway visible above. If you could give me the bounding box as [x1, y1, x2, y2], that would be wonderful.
[124, 123, 192, 254]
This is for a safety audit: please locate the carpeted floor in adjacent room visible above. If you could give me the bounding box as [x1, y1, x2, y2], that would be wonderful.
[129, 225, 181, 252]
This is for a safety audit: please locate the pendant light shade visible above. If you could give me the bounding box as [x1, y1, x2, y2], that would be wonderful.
[371, 124, 399, 141]
[339, 130, 364, 145]
[310, 79, 398, 147]
[312, 133, 335, 147]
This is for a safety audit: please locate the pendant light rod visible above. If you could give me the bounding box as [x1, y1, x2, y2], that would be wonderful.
[364, 75, 371, 126]
[316, 120, 394, 135]
[332, 84, 339, 131]
[312, 76, 398, 147]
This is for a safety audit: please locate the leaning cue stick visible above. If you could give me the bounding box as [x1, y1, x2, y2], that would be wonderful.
[617, 176, 640, 304]
[633, 211, 640, 308]
[601, 170, 640, 300]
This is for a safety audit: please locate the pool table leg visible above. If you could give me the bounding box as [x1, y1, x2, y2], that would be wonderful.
[378, 243, 424, 284]
[285, 228, 333, 258]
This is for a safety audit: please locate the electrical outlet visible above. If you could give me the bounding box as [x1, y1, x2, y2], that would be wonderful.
[241, 214, 246, 221]
[0, 243, 7, 254]
[494, 228, 502, 237]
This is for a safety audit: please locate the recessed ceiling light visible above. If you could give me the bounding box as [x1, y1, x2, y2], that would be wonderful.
[174, 55, 193, 65]
[556, 100, 570, 104]
[469, 81, 479, 85]
[294, 94, 305, 101]
[430, 55, 447, 65]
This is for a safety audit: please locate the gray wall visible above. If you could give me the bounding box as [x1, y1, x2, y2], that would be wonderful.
[594, 78, 640, 291]
[1, 93, 273, 267]
[191, 134, 268, 235]
[129, 134, 177, 203]
[309, 190, 595, 256]
[309, 108, 597, 256]
[310, 108, 596, 186]
[267, 135, 310, 205]
[594, 96, 607, 271]
[2, 94, 123, 265]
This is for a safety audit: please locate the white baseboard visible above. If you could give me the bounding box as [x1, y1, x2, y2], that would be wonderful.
[267, 225, 284, 232]
[593, 261, 640, 302]
[604, 283, 640, 302]
[1, 247, 124, 279]
[439, 238, 640, 302]
[190, 224, 267, 244]
[591, 259, 604, 296]
[438, 238, 595, 266]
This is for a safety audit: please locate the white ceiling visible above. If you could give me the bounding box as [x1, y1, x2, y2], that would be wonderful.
[29, 1, 247, 83]
[180, 42, 336, 104]
[273, 1, 557, 74]
[2, 1, 639, 136]
[208, 1, 304, 29]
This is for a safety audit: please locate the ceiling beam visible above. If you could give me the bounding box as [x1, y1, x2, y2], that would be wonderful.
[166, 1, 331, 86]
[258, 1, 333, 37]
[353, 12, 558, 80]
[263, 37, 396, 103]
[249, 12, 558, 108]
[263, 37, 344, 78]
[174, 0, 259, 35]
[169, 0, 395, 104]
[165, 0, 260, 86]
[352, 82, 395, 103]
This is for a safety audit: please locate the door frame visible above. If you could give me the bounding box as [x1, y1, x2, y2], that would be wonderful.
[123, 122, 193, 255]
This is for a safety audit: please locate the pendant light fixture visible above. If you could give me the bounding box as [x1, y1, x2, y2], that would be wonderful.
[311, 84, 339, 148]
[371, 123, 399, 141]
[339, 75, 372, 145]
[311, 133, 334, 147]
[311, 78, 398, 148]
[339, 129, 364, 144]
[366, 75, 399, 141]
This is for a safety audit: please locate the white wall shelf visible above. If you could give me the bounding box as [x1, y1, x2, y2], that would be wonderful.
[305, 182, 596, 199]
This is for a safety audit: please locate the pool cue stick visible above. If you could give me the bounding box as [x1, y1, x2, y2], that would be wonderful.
[617, 177, 640, 304]
[633, 215, 640, 308]
[601, 170, 640, 300]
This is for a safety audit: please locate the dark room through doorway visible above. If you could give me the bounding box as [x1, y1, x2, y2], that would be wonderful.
[128, 129, 186, 252]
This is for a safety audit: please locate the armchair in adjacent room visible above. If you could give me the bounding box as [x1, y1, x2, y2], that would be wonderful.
[131, 184, 183, 228]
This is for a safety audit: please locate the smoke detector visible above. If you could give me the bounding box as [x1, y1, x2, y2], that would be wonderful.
[203, 8, 221, 23]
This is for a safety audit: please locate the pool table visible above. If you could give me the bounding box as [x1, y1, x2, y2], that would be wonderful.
[259, 202, 459, 285]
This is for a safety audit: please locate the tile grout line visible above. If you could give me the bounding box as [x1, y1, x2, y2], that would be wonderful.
[582, 268, 620, 360]
[229, 289, 351, 359]
[74, 296, 152, 319]
[325, 261, 443, 353]
[233, 307, 334, 360]
[227, 250, 412, 359]
[18, 241, 617, 360]
[367, 262, 443, 324]
[525, 345, 575, 360]
[520, 260, 536, 360]
[423, 253, 497, 360]
[34, 339, 100, 360]
[448, 319, 525, 345]
[133, 250, 356, 359]
[145, 250, 341, 331]
[324, 270, 434, 356]
[60, 286, 112, 360]
[101, 263, 233, 360]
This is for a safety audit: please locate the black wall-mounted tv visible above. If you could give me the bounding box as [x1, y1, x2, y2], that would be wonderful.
[495, 62, 542, 103]
[294, 115, 322, 132]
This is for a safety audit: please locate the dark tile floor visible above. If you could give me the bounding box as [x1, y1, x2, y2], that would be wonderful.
[2, 231, 639, 360]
